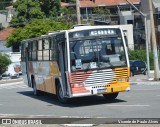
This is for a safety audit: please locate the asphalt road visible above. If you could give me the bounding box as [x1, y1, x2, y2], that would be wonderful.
[0, 81, 160, 119]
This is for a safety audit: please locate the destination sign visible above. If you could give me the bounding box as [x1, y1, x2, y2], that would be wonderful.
[89, 29, 116, 36]
[69, 28, 120, 39]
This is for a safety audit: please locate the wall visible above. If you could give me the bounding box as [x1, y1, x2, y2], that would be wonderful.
[0, 41, 12, 52]
[5, 53, 21, 76]
[117, 24, 134, 50]
[119, 11, 134, 25]
[0, 41, 21, 75]
[0, 14, 9, 28]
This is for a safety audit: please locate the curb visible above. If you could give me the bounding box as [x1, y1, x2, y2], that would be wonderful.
[130, 81, 160, 85]
[0, 78, 23, 84]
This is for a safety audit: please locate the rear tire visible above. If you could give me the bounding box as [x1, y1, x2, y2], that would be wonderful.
[56, 83, 68, 103]
[103, 92, 119, 101]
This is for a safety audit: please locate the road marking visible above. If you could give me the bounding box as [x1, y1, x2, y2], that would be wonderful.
[133, 88, 160, 91]
[0, 83, 22, 87]
[63, 124, 94, 127]
[105, 105, 150, 107]
[0, 84, 28, 90]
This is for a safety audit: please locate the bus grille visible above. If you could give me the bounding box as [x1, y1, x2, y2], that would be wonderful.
[110, 68, 129, 83]
[70, 68, 129, 86]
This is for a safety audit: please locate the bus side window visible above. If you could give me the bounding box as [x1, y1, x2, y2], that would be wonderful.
[43, 38, 49, 60]
[32, 40, 38, 61]
[38, 39, 43, 60]
[28, 42, 32, 61]
[49, 36, 57, 61]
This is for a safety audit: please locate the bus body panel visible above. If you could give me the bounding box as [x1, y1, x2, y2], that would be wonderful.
[22, 60, 61, 94]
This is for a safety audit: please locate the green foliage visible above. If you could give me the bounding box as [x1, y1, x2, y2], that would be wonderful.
[6, 19, 70, 47]
[59, 7, 76, 25]
[10, 0, 45, 26]
[93, 7, 111, 15]
[128, 50, 155, 70]
[10, 0, 61, 26]
[0, 0, 12, 10]
[0, 53, 11, 74]
[39, 0, 60, 19]
[61, 0, 75, 2]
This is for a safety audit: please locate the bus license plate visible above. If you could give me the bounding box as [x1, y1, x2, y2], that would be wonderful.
[97, 88, 106, 93]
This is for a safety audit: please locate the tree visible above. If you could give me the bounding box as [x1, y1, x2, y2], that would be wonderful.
[10, 0, 61, 26]
[0, 0, 12, 10]
[10, 0, 45, 26]
[0, 53, 11, 74]
[39, 0, 61, 19]
[93, 7, 111, 19]
[59, 7, 76, 26]
[7, 0, 73, 48]
[92, 7, 111, 24]
[6, 19, 69, 47]
[93, 7, 110, 15]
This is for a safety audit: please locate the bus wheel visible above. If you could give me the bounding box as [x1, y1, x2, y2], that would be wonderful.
[32, 78, 40, 96]
[103, 92, 119, 101]
[56, 84, 68, 103]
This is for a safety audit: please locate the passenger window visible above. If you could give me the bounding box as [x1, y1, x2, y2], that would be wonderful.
[43, 39, 49, 60]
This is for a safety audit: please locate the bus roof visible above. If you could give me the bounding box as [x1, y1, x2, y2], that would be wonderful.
[68, 25, 122, 32]
[21, 25, 123, 43]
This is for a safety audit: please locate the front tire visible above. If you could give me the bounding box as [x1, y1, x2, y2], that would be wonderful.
[56, 83, 68, 103]
[32, 78, 40, 96]
[103, 92, 119, 101]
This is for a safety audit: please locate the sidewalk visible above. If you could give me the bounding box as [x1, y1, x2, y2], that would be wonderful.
[0, 78, 23, 84]
[129, 71, 160, 85]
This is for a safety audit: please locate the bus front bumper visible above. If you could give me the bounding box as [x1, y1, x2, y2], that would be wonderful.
[70, 82, 130, 97]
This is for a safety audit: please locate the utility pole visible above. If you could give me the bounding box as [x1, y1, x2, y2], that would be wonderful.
[126, 0, 151, 79]
[76, 0, 81, 24]
[149, 0, 160, 80]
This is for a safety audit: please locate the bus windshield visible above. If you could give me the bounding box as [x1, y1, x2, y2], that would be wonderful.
[70, 36, 127, 71]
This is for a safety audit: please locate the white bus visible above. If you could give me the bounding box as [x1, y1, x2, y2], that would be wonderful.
[21, 25, 130, 103]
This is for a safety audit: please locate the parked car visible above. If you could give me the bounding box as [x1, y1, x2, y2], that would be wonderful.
[129, 60, 147, 76]
[10, 73, 20, 79]
[1, 73, 10, 80]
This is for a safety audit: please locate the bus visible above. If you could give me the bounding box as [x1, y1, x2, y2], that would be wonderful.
[21, 25, 130, 103]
